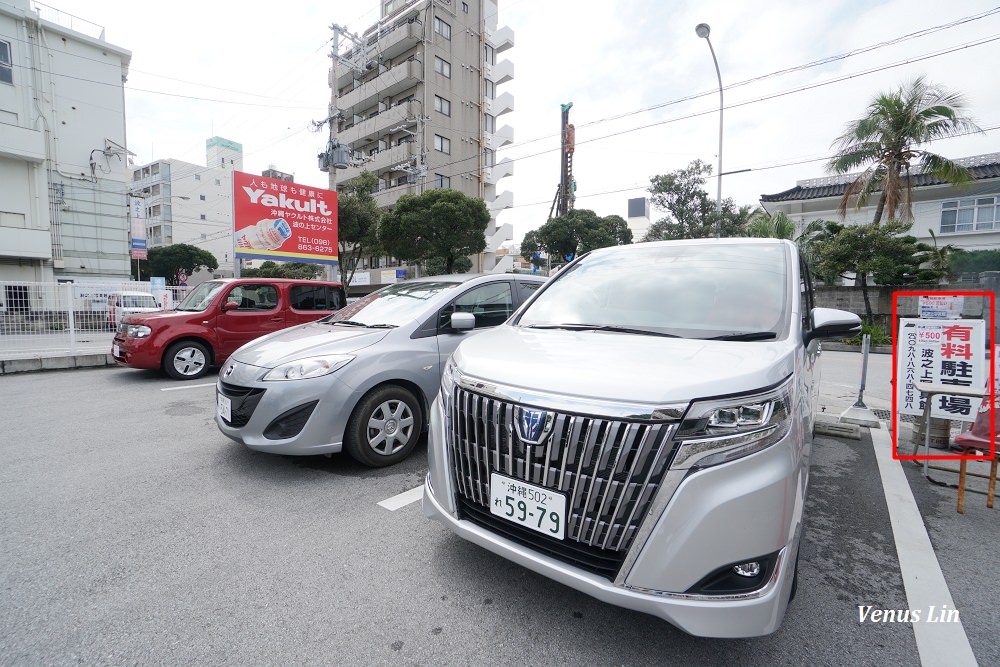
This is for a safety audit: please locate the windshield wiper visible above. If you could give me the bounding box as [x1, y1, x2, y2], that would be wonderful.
[524, 324, 682, 338]
[364, 323, 397, 329]
[328, 319, 367, 326]
[702, 331, 777, 341]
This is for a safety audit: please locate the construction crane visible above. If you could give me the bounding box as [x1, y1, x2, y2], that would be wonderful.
[548, 102, 576, 220]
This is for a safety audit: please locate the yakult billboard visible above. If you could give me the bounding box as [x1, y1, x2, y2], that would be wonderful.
[232, 171, 338, 265]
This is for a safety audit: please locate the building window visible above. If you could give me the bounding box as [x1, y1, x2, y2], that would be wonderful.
[0, 40, 12, 85]
[435, 174, 451, 189]
[434, 135, 451, 154]
[434, 95, 451, 117]
[485, 44, 495, 66]
[434, 17, 451, 40]
[199, 194, 206, 201]
[462, 2, 469, 12]
[485, 79, 495, 100]
[484, 114, 495, 134]
[484, 148, 495, 168]
[200, 214, 207, 220]
[396, 175, 410, 187]
[215, 179, 221, 186]
[194, 174, 201, 181]
[941, 198, 999, 233]
[434, 56, 451, 78]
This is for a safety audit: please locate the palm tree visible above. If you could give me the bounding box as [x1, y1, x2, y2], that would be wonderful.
[744, 209, 797, 239]
[828, 77, 981, 226]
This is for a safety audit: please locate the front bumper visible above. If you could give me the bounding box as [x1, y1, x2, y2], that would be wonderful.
[422, 395, 804, 638]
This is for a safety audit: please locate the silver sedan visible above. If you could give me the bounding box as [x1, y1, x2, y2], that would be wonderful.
[215, 274, 545, 467]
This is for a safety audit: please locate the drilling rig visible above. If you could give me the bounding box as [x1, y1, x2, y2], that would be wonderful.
[548, 102, 576, 220]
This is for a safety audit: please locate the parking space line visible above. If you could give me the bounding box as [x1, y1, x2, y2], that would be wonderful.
[870, 426, 977, 667]
[161, 383, 216, 391]
[378, 486, 423, 511]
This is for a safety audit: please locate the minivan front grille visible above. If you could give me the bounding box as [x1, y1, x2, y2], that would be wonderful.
[447, 386, 678, 580]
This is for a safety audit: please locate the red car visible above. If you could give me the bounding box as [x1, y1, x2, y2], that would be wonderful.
[112, 278, 347, 380]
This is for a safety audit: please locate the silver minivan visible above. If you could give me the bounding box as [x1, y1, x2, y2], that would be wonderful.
[423, 239, 861, 637]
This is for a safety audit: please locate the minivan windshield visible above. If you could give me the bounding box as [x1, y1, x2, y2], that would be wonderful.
[121, 294, 158, 308]
[175, 282, 226, 312]
[517, 243, 789, 339]
[320, 280, 461, 327]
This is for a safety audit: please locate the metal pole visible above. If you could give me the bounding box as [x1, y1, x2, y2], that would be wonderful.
[696, 24, 723, 238]
[853, 333, 870, 408]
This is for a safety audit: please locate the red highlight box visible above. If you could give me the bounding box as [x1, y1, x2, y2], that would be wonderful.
[891, 291, 995, 461]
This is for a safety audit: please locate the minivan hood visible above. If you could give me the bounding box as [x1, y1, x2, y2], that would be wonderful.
[231, 321, 391, 368]
[454, 326, 796, 405]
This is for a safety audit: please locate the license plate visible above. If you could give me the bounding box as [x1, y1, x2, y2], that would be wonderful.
[490, 472, 566, 540]
[217, 392, 232, 422]
[113, 343, 120, 357]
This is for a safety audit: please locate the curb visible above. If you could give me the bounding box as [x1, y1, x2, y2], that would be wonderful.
[0, 354, 116, 375]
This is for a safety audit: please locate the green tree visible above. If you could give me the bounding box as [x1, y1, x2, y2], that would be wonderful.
[951, 248, 1000, 275]
[337, 171, 383, 286]
[379, 189, 489, 274]
[828, 77, 981, 226]
[643, 160, 752, 240]
[135, 244, 218, 285]
[241, 261, 323, 279]
[422, 255, 473, 276]
[743, 209, 796, 239]
[812, 220, 934, 322]
[520, 209, 632, 266]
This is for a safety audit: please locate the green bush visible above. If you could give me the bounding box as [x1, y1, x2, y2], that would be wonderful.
[842, 321, 890, 346]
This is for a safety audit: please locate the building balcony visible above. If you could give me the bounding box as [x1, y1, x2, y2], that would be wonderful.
[486, 222, 513, 253]
[337, 59, 421, 117]
[486, 25, 514, 53]
[488, 190, 513, 212]
[485, 91, 514, 117]
[337, 142, 418, 183]
[339, 101, 418, 147]
[484, 158, 513, 185]
[374, 181, 418, 208]
[485, 124, 514, 150]
[485, 58, 514, 85]
[335, 20, 422, 90]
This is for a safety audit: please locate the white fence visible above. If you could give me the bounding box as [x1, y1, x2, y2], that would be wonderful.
[0, 280, 189, 360]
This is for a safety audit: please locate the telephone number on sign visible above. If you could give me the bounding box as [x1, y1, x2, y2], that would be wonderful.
[297, 244, 335, 254]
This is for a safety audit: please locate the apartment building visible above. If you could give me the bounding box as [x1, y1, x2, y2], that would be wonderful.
[0, 0, 131, 283]
[329, 0, 514, 273]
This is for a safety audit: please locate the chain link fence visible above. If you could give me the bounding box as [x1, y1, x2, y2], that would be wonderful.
[0, 281, 189, 360]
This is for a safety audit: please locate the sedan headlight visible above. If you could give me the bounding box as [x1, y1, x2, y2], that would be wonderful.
[671, 378, 793, 470]
[262, 355, 354, 381]
[126, 324, 152, 338]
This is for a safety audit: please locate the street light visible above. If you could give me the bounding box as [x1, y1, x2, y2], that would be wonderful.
[695, 22, 723, 238]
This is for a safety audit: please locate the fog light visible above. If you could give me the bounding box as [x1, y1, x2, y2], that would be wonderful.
[733, 561, 761, 577]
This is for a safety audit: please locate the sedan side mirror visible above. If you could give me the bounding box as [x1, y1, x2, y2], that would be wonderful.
[222, 300, 240, 312]
[804, 307, 862, 346]
[450, 312, 475, 331]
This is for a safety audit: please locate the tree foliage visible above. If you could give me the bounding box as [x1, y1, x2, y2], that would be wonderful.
[520, 209, 632, 266]
[422, 255, 473, 276]
[951, 248, 1000, 275]
[643, 160, 755, 240]
[379, 189, 489, 274]
[239, 261, 323, 279]
[828, 77, 981, 226]
[336, 171, 383, 285]
[134, 244, 218, 285]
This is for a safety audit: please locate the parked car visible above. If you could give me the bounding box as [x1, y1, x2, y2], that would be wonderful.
[112, 278, 346, 380]
[106, 291, 161, 330]
[215, 274, 546, 467]
[422, 239, 861, 638]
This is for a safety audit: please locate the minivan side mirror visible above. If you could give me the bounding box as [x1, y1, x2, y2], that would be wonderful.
[222, 300, 240, 312]
[450, 312, 475, 331]
[804, 307, 863, 346]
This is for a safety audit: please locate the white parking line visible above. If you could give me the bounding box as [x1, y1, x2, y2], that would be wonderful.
[378, 486, 423, 511]
[870, 427, 977, 667]
[161, 383, 216, 391]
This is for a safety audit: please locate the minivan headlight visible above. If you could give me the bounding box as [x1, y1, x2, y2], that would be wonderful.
[262, 355, 354, 381]
[440, 356, 462, 403]
[126, 324, 152, 338]
[671, 378, 793, 470]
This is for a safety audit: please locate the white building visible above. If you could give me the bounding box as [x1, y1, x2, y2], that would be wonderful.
[760, 153, 1000, 251]
[626, 196, 650, 242]
[0, 0, 131, 283]
[330, 0, 514, 275]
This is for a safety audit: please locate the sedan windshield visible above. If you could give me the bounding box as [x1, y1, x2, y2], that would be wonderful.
[175, 282, 226, 312]
[517, 243, 788, 339]
[321, 281, 461, 327]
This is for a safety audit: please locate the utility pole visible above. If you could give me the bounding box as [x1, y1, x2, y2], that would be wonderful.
[548, 102, 575, 220]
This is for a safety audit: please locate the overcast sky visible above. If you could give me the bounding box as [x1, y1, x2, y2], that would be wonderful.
[48, 0, 1000, 244]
